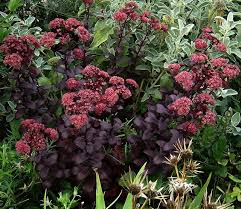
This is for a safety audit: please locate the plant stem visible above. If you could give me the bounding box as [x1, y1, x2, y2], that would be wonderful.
[175, 165, 180, 178]
[132, 196, 136, 209]
[140, 199, 148, 209]
[131, 27, 151, 70]
[85, 4, 91, 30]
[111, 20, 128, 69]
[182, 159, 187, 180]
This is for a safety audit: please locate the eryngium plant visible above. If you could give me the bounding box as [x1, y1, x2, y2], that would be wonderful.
[118, 139, 232, 209]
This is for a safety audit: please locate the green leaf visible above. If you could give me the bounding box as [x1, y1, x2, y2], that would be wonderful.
[0, 28, 10, 43]
[6, 114, 15, 122]
[212, 136, 226, 160]
[7, 101, 16, 111]
[150, 89, 162, 100]
[116, 56, 129, 67]
[136, 64, 151, 71]
[77, 4, 85, 16]
[217, 88, 238, 98]
[95, 170, 106, 209]
[215, 166, 228, 178]
[231, 48, 241, 59]
[123, 193, 132, 209]
[38, 76, 52, 86]
[141, 93, 150, 102]
[227, 12, 234, 22]
[159, 72, 173, 91]
[24, 16, 35, 27]
[90, 20, 114, 49]
[0, 103, 6, 112]
[229, 174, 241, 183]
[231, 112, 241, 127]
[8, 0, 23, 12]
[134, 163, 146, 184]
[189, 173, 212, 209]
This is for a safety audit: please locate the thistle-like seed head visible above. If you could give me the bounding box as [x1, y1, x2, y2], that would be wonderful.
[187, 160, 202, 174]
[174, 139, 193, 160]
[164, 154, 181, 167]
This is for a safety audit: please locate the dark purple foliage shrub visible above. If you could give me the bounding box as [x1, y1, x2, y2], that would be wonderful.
[35, 116, 124, 199]
[128, 90, 183, 174]
[11, 67, 58, 123]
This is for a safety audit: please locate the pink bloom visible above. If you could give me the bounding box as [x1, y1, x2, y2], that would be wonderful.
[168, 97, 192, 116]
[21, 119, 37, 129]
[66, 78, 81, 90]
[175, 71, 193, 91]
[160, 23, 168, 32]
[202, 110, 216, 125]
[113, 11, 128, 21]
[40, 32, 56, 48]
[126, 79, 139, 88]
[191, 53, 208, 63]
[202, 27, 213, 33]
[64, 18, 82, 31]
[194, 38, 207, 49]
[82, 65, 100, 77]
[223, 64, 240, 79]
[129, 12, 139, 21]
[168, 64, 181, 75]
[3, 53, 23, 69]
[49, 18, 65, 29]
[214, 42, 227, 52]
[30, 134, 47, 151]
[206, 76, 223, 90]
[117, 86, 132, 99]
[69, 114, 88, 129]
[125, 1, 138, 8]
[109, 76, 125, 85]
[179, 121, 198, 135]
[16, 140, 31, 155]
[60, 34, 71, 44]
[27, 122, 45, 133]
[73, 48, 84, 60]
[140, 11, 150, 23]
[44, 128, 59, 140]
[62, 92, 75, 106]
[210, 58, 228, 68]
[21, 34, 40, 48]
[95, 103, 107, 115]
[98, 70, 110, 79]
[76, 26, 90, 42]
[82, 0, 93, 5]
[150, 18, 161, 30]
[103, 88, 119, 107]
[193, 93, 216, 105]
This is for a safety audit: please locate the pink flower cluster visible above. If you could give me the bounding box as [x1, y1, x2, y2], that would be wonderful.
[113, 1, 168, 32]
[0, 35, 40, 69]
[15, 119, 58, 155]
[40, 17, 90, 48]
[167, 28, 240, 135]
[201, 27, 227, 52]
[82, 0, 93, 5]
[62, 65, 138, 128]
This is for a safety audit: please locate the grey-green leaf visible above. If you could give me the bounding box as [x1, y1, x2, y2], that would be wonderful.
[91, 20, 114, 49]
[231, 112, 241, 127]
